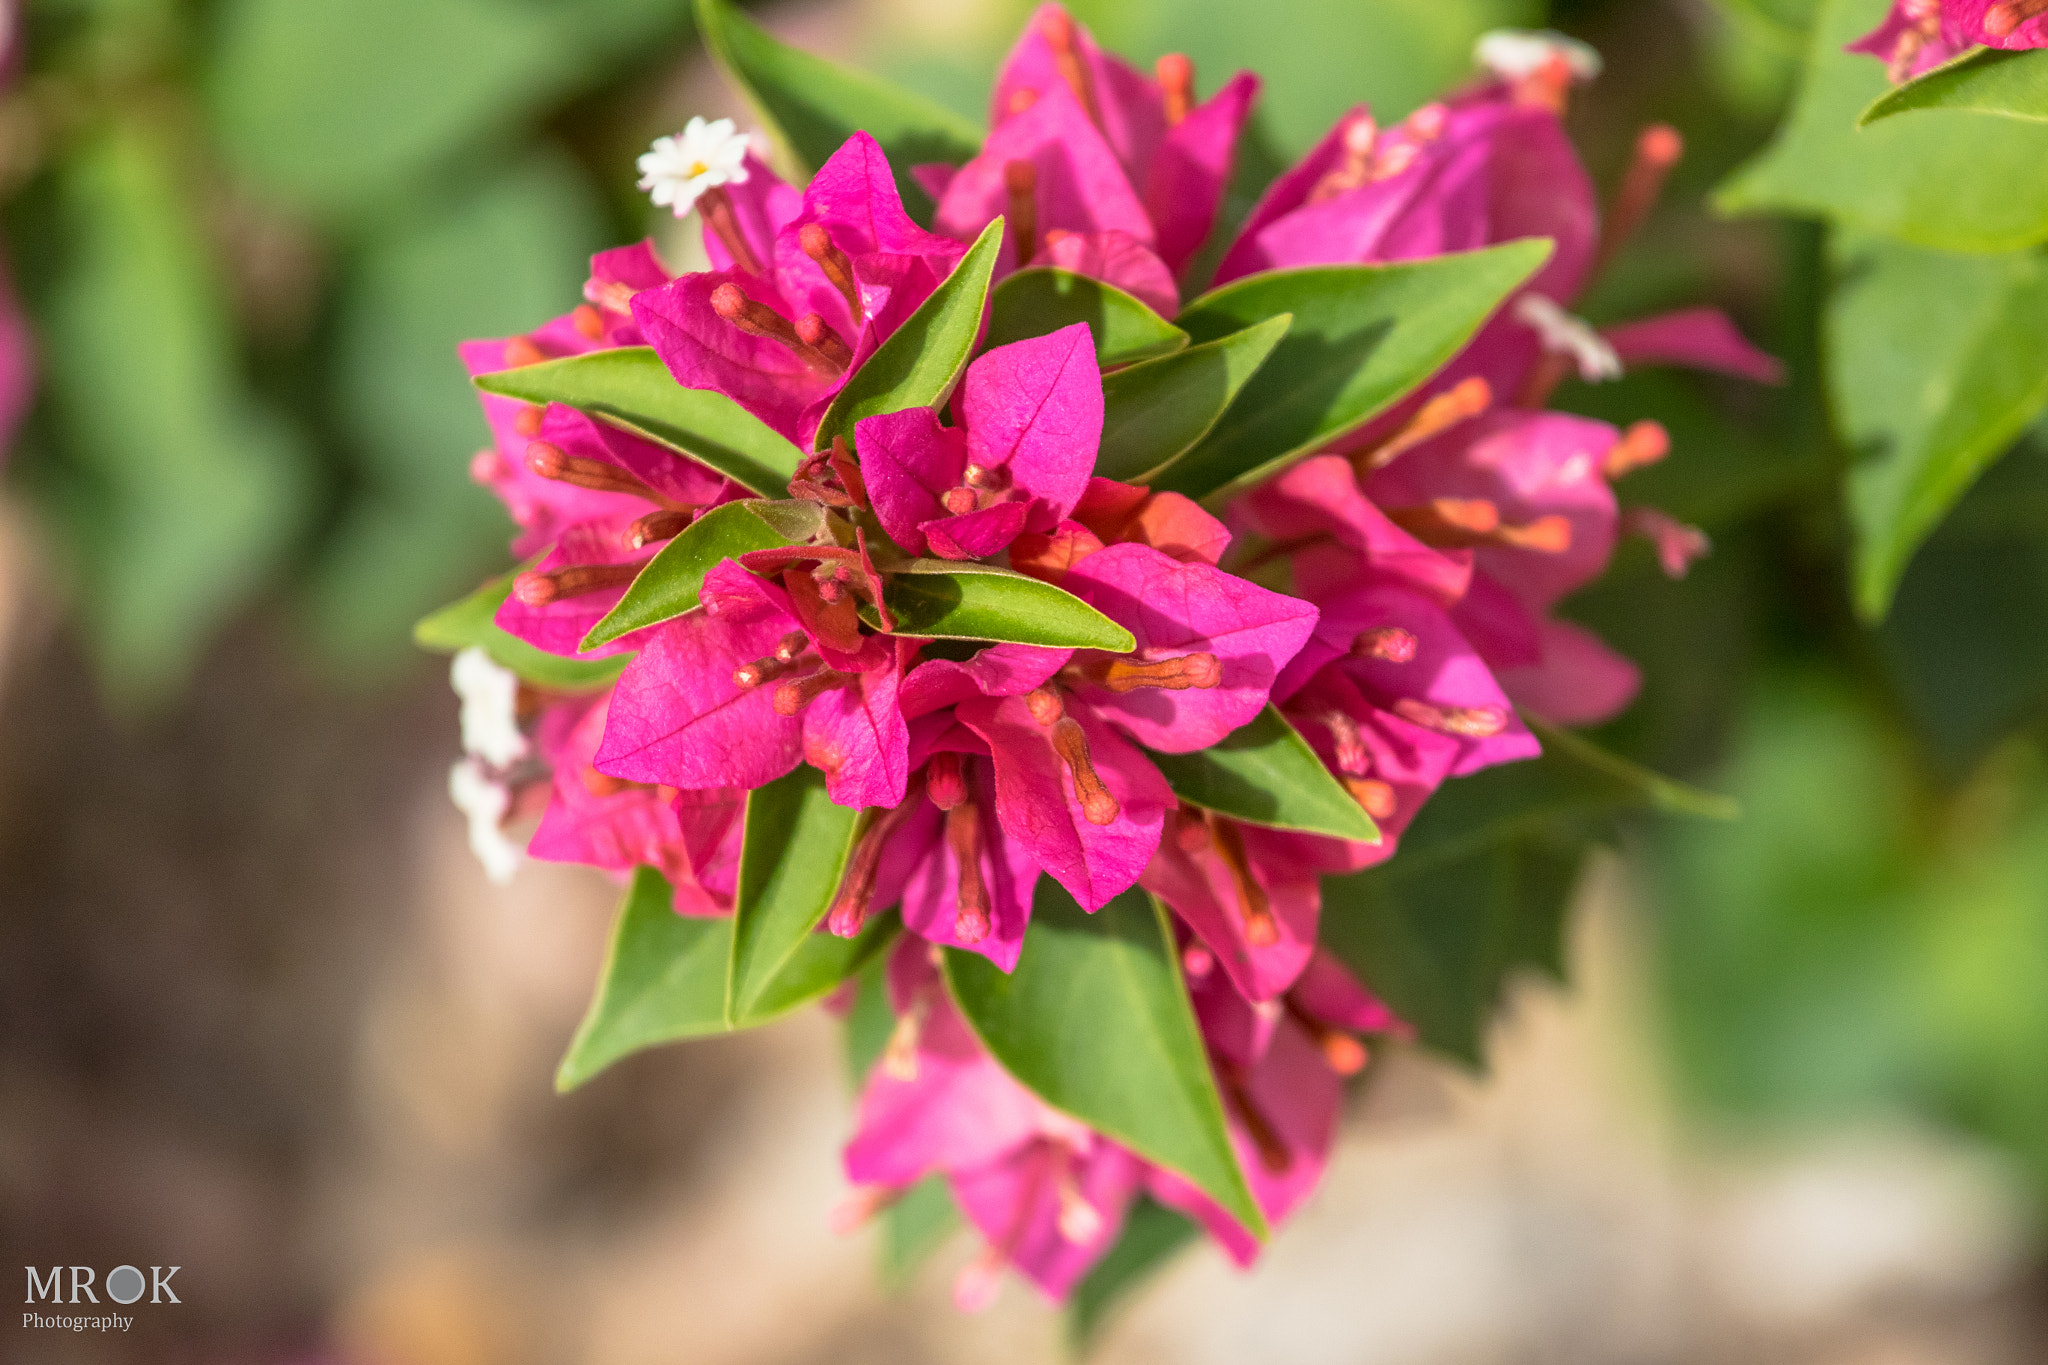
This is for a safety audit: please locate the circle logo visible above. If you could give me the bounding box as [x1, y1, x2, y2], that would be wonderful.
[106, 1265, 146, 1305]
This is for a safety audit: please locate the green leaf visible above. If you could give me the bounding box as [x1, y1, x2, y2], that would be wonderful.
[943, 883, 1265, 1238]
[414, 571, 630, 691]
[877, 1176, 963, 1288]
[1142, 705, 1380, 842]
[32, 119, 313, 708]
[1157, 242, 1552, 503]
[694, 0, 983, 221]
[1096, 316, 1293, 484]
[557, 866, 895, 1090]
[1716, 0, 2048, 252]
[582, 501, 821, 649]
[555, 868, 734, 1090]
[1826, 230, 2048, 620]
[727, 766, 866, 1025]
[843, 952, 898, 1089]
[876, 564, 1137, 650]
[1862, 47, 2048, 126]
[1066, 1196, 1201, 1352]
[984, 268, 1189, 368]
[474, 347, 805, 496]
[814, 219, 1004, 450]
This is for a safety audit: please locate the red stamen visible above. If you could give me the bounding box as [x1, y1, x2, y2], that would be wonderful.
[623, 507, 695, 551]
[794, 313, 852, 373]
[1393, 697, 1509, 738]
[1004, 160, 1039, 269]
[1386, 497, 1500, 542]
[1343, 776, 1398, 821]
[773, 667, 853, 717]
[1353, 627, 1418, 663]
[699, 185, 765, 277]
[733, 633, 809, 689]
[927, 752, 968, 811]
[1593, 124, 1684, 284]
[828, 787, 924, 938]
[469, 450, 504, 484]
[1026, 686, 1064, 727]
[1084, 651, 1221, 693]
[1986, 0, 2048, 38]
[710, 283, 839, 376]
[1211, 816, 1278, 947]
[1513, 56, 1576, 114]
[797, 222, 863, 323]
[1156, 53, 1193, 126]
[1041, 10, 1099, 123]
[1006, 86, 1039, 117]
[511, 560, 643, 606]
[941, 487, 979, 516]
[1492, 514, 1574, 554]
[525, 440, 664, 499]
[501, 336, 546, 367]
[1028, 687, 1120, 825]
[570, 304, 605, 341]
[947, 800, 991, 943]
[1220, 1065, 1292, 1174]
[1319, 710, 1369, 776]
[1354, 377, 1492, 473]
[1604, 420, 1670, 479]
[1173, 805, 1212, 853]
[513, 404, 545, 438]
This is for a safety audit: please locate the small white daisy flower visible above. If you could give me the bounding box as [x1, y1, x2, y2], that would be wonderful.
[451, 646, 529, 768]
[637, 116, 753, 219]
[1515, 293, 1623, 383]
[449, 758, 523, 885]
[1475, 29, 1604, 83]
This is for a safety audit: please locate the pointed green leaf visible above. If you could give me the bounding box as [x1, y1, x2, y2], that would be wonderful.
[1142, 704, 1379, 842]
[1716, 0, 2048, 252]
[984, 268, 1189, 368]
[874, 564, 1136, 650]
[1827, 230, 2048, 620]
[474, 347, 805, 495]
[558, 866, 894, 1091]
[943, 883, 1265, 1239]
[1158, 241, 1553, 503]
[694, 0, 983, 221]
[878, 1175, 963, 1288]
[1096, 315, 1292, 484]
[582, 500, 822, 649]
[555, 868, 732, 1090]
[727, 766, 866, 1024]
[1862, 46, 2048, 126]
[414, 571, 630, 690]
[1066, 1196, 1201, 1352]
[815, 219, 1005, 450]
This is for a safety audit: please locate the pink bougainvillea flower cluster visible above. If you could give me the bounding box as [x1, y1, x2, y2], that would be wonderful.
[1851, 0, 2048, 84]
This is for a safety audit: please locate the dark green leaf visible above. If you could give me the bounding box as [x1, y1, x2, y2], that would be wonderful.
[943, 884, 1265, 1238]
[1096, 316, 1292, 484]
[814, 219, 1004, 450]
[727, 766, 866, 1025]
[1143, 705, 1380, 842]
[1863, 47, 2048, 126]
[582, 501, 821, 649]
[1158, 242, 1552, 503]
[556, 868, 732, 1091]
[474, 347, 805, 496]
[1826, 230, 2048, 620]
[878, 1176, 963, 1288]
[1066, 1196, 1201, 1353]
[876, 565, 1136, 650]
[984, 268, 1188, 368]
[414, 571, 630, 690]
[1716, 0, 2048, 251]
[694, 0, 982, 220]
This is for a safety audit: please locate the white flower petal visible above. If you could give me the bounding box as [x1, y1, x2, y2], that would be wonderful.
[1514, 293, 1622, 383]
[451, 646, 529, 768]
[1475, 29, 1603, 82]
[449, 759, 523, 885]
[636, 115, 754, 219]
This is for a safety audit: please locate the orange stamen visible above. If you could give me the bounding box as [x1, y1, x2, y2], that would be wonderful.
[1354, 377, 1492, 473]
[1041, 10, 1099, 123]
[699, 185, 765, 277]
[1604, 420, 1670, 479]
[797, 222, 863, 323]
[1083, 652, 1222, 693]
[1211, 816, 1278, 947]
[1004, 160, 1039, 269]
[1592, 124, 1684, 284]
[511, 560, 643, 606]
[1156, 53, 1193, 126]
[1392, 697, 1508, 738]
[525, 440, 663, 499]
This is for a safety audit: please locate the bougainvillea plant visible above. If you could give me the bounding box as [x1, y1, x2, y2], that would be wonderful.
[413, 1, 1754, 1338]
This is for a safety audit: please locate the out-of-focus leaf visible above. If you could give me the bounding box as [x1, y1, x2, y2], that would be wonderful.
[1863, 47, 2048, 126]
[876, 563, 1135, 650]
[1826, 230, 2048, 620]
[983, 269, 1188, 368]
[695, 0, 982, 220]
[33, 120, 310, 706]
[1096, 316, 1290, 484]
[815, 219, 1002, 450]
[582, 501, 815, 649]
[877, 1175, 962, 1288]
[728, 766, 866, 1025]
[1716, 0, 2048, 251]
[943, 883, 1265, 1239]
[474, 349, 805, 497]
[208, 0, 690, 222]
[843, 951, 897, 1089]
[1143, 704, 1379, 842]
[1065, 1195, 1201, 1352]
[1159, 242, 1551, 503]
[414, 571, 631, 690]
[307, 152, 604, 665]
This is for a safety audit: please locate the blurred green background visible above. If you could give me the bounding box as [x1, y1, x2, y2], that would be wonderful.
[3, 0, 2046, 1359]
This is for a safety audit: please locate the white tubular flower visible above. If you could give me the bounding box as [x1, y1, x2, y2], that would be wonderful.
[449, 759, 523, 886]
[451, 646, 529, 768]
[1514, 293, 1623, 383]
[1475, 29, 1603, 83]
[637, 116, 752, 218]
